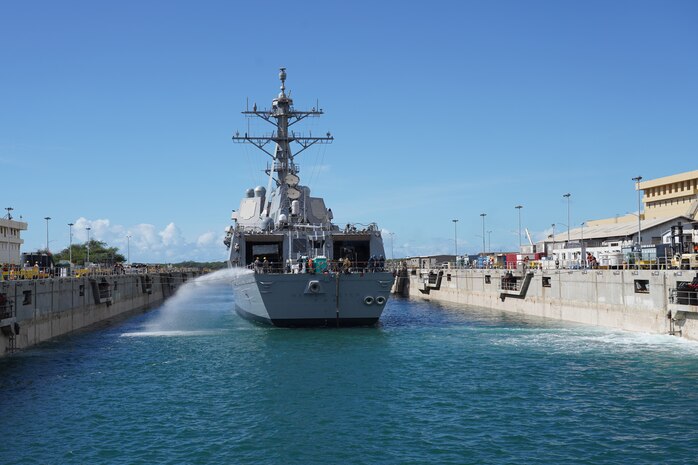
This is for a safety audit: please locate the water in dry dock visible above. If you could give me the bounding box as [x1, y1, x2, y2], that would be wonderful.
[2, 271, 698, 465]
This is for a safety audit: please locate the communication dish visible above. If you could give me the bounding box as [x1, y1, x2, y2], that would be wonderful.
[287, 187, 301, 200]
[285, 173, 300, 186]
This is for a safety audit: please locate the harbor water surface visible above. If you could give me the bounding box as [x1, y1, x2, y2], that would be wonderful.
[2, 271, 698, 465]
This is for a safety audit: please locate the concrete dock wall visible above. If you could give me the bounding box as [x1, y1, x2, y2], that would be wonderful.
[408, 268, 698, 340]
[0, 272, 200, 356]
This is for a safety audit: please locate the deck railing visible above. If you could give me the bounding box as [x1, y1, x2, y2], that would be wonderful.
[250, 260, 389, 275]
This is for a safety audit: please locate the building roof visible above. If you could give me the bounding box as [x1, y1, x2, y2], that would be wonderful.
[553, 215, 694, 242]
[0, 218, 28, 230]
[638, 170, 698, 190]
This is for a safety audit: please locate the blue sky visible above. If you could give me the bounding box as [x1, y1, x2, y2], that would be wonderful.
[1, 0, 696, 262]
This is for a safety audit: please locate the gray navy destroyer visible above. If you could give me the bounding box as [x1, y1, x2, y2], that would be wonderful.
[224, 68, 392, 326]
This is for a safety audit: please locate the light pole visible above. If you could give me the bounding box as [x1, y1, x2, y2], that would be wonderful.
[515, 205, 523, 251]
[487, 230, 492, 254]
[44, 217, 51, 252]
[68, 223, 74, 265]
[127, 235, 131, 265]
[632, 176, 643, 261]
[563, 193, 571, 244]
[452, 219, 458, 258]
[86, 227, 91, 265]
[551, 223, 556, 259]
[580, 222, 586, 267]
[480, 213, 486, 255]
[3, 207, 13, 265]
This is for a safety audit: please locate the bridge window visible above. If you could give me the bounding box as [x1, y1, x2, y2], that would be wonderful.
[484, 275, 491, 284]
[542, 276, 551, 287]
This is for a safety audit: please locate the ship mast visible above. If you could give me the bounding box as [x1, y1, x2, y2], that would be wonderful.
[232, 68, 333, 199]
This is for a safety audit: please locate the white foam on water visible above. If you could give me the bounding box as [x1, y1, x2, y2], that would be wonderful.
[492, 324, 698, 357]
[121, 330, 220, 338]
[121, 268, 253, 337]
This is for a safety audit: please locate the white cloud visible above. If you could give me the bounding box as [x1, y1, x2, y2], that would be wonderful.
[159, 222, 183, 247]
[68, 217, 227, 263]
[196, 231, 217, 247]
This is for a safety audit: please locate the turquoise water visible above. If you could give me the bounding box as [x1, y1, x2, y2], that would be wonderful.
[2, 274, 698, 465]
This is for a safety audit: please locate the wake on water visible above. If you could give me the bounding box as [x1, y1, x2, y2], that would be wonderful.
[123, 267, 698, 354]
[121, 268, 253, 337]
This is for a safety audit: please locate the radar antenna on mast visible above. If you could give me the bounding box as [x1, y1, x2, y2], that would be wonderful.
[232, 68, 333, 188]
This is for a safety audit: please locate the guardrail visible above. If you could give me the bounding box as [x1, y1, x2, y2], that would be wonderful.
[1, 266, 209, 281]
[669, 287, 698, 306]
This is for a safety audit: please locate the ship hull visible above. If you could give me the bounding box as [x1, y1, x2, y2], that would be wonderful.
[232, 270, 393, 327]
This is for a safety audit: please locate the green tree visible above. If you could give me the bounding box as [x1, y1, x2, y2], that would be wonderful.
[172, 260, 227, 270]
[53, 240, 126, 265]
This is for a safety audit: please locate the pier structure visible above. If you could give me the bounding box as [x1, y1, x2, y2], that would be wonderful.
[408, 266, 698, 340]
[0, 271, 201, 356]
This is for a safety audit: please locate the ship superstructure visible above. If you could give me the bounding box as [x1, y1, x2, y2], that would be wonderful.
[225, 68, 392, 326]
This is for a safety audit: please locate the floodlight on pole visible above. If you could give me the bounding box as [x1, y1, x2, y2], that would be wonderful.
[3, 207, 13, 265]
[68, 223, 74, 265]
[44, 217, 51, 252]
[632, 176, 642, 254]
[563, 193, 571, 244]
[551, 223, 556, 257]
[580, 222, 586, 267]
[515, 205, 523, 251]
[86, 227, 91, 265]
[480, 213, 486, 255]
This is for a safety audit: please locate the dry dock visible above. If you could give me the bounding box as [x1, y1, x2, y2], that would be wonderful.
[0, 271, 201, 355]
[408, 267, 698, 340]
